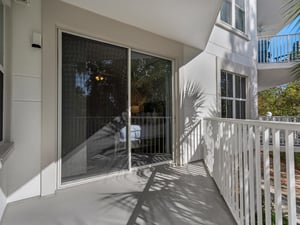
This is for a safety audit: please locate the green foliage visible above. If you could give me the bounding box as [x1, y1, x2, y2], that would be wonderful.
[258, 80, 300, 116]
[258, 191, 289, 225]
[283, 0, 300, 30]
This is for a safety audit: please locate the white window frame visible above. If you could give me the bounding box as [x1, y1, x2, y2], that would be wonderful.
[221, 70, 247, 119]
[219, 0, 247, 34]
[0, 0, 4, 73]
[0, 1, 5, 143]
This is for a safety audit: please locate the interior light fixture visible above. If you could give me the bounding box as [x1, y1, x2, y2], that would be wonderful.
[95, 75, 104, 81]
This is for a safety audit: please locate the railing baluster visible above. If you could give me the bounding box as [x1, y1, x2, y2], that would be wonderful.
[255, 126, 263, 225]
[248, 126, 255, 225]
[230, 123, 235, 209]
[285, 130, 297, 225]
[221, 122, 225, 195]
[273, 128, 283, 225]
[239, 123, 244, 225]
[234, 123, 239, 218]
[263, 127, 271, 225]
[243, 125, 250, 225]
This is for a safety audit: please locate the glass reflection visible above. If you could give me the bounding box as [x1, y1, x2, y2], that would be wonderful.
[61, 32, 128, 182]
[130, 52, 172, 167]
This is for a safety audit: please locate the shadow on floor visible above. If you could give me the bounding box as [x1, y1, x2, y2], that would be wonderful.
[1, 161, 236, 225]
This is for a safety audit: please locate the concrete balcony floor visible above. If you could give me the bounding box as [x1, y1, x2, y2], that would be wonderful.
[1, 161, 236, 225]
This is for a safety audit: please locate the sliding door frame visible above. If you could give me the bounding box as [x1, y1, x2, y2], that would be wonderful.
[57, 28, 175, 189]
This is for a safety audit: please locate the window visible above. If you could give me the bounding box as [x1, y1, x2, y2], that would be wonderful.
[220, 0, 245, 33]
[220, 0, 232, 25]
[221, 71, 246, 119]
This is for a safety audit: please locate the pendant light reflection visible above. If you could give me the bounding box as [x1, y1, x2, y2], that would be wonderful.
[95, 75, 105, 81]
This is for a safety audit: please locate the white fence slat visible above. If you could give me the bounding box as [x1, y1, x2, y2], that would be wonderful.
[239, 124, 244, 225]
[285, 130, 297, 225]
[255, 126, 263, 225]
[273, 129, 283, 225]
[248, 126, 255, 225]
[225, 122, 230, 201]
[230, 123, 235, 210]
[263, 127, 271, 225]
[243, 125, 250, 225]
[234, 123, 239, 217]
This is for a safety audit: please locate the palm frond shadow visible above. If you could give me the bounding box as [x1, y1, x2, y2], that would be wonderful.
[291, 59, 300, 80]
[180, 81, 206, 135]
[96, 163, 232, 225]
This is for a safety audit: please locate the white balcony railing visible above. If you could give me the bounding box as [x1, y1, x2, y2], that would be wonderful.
[203, 118, 300, 225]
[258, 33, 300, 64]
[259, 116, 300, 123]
[259, 116, 300, 149]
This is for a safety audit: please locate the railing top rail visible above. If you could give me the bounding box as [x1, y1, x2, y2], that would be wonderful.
[203, 117, 300, 131]
[259, 116, 300, 118]
[258, 33, 300, 39]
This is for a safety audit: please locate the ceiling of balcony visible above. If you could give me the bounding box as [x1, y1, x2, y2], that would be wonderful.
[61, 0, 222, 50]
[257, 0, 290, 36]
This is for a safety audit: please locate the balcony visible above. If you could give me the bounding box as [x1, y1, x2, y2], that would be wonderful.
[2, 117, 300, 225]
[258, 33, 300, 91]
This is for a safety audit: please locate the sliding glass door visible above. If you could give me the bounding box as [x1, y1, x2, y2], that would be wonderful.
[60, 31, 172, 184]
[131, 52, 172, 167]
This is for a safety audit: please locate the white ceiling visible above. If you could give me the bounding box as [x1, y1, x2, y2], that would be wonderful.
[61, 0, 223, 50]
[257, 0, 289, 36]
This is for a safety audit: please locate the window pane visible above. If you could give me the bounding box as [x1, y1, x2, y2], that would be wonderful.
[236, 0, 245, 9]
[131, 52, 172, 167]
[241, 77, 246, 99]
[221, 71, 226, 97]
[221, 99, 227, 118]
[61, 32, 128, 182]
[241, 101, 246, 119]
[235, 7, 245, 32]
[227, 100, 233, 118]
[227, 73, 233, 97]
[0, 2, 3, 66]
[220, 0, 232, 25]
[235, 76, 241, 98]
[236, 101, 241, 119]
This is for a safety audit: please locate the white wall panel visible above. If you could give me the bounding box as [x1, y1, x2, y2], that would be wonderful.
[12, 76, 41, 101]
[7, 101, 41, 202]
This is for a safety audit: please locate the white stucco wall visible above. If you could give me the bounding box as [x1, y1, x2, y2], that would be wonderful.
[41, 0, 190, 196]
[2, 0, 42, 204]
[179, 0, 258, 164]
